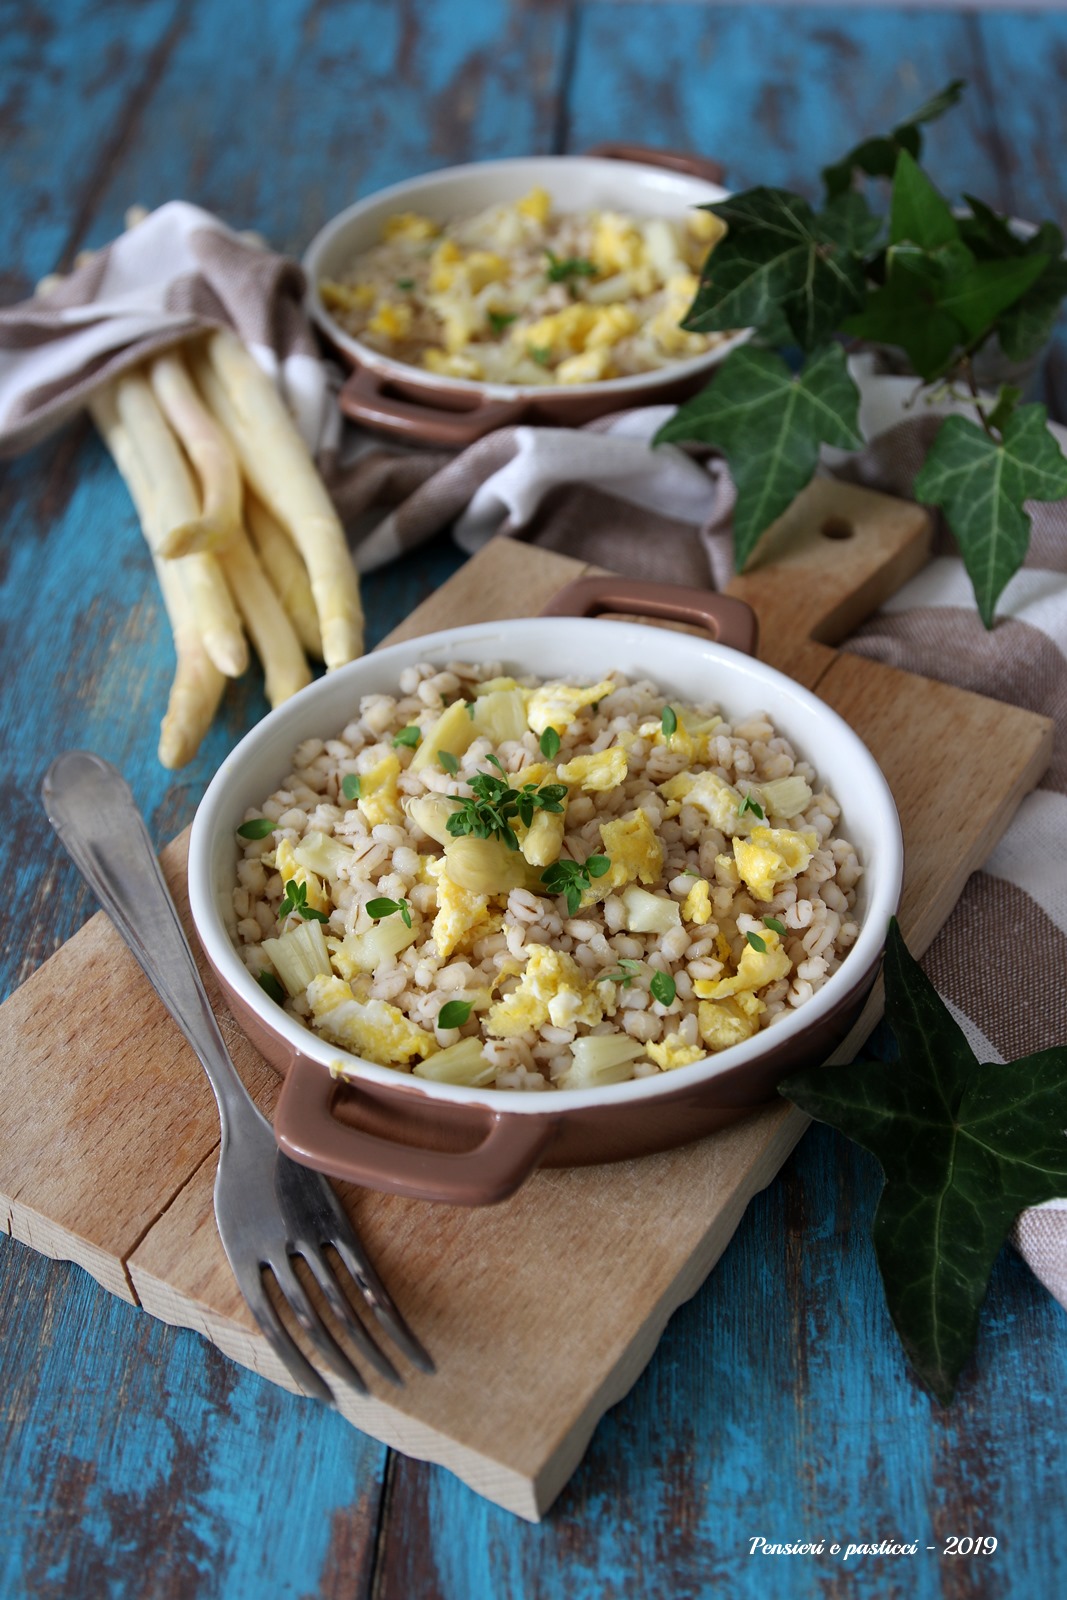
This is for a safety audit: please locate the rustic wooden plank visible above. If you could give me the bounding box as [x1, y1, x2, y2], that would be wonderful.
[566, 4, 1003, 206]
[0, 1233, 386, 1600]
[0, 0, 185, 302]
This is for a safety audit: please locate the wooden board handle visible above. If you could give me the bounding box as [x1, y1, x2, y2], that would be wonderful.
[583, 142, 726, 187]
[274, 1056, 555, 1205]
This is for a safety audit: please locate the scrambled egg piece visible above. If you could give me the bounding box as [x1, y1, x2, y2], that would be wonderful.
[583, 807, 663, 904]
[640, 713, 697, 763]
[517, 186, 551, 223]
[659, 769, 741, 830]
[306, 975, 437, 1066]
[699, 928, 791, 998]
[645, 1034, 706, 1072]
[367, 301, 413, 340]
[682, 878, 712, 925]
[462, 250, 508, 292]
[357, 752, 402, 827]
[556, 748, 628, 791]
[688, 209, 726, 245]
[732, 827, 817, 903]
[422, 349, 484, 380]
[698, 997, 761, 1053]
[382, 211, 439, 243]
[320, 279, 376, 313]
[591, 214, 646, 276]
[428, 239, 463, 292]
[649, 273, 707, 356]
[585, 304, 638, 349]
[426, 857, 490, 960]
[556, 348, 613, 385]
[274, 839, 330, 915]
[526, 679, 616, 736]
[485, 945, 603, 1037]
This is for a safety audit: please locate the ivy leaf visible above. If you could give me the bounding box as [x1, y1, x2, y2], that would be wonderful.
[655, 343, 862, 569]
[682, 187, 867, 350]
[914, 401, 1067, 626]
[780, 917, 1067, 1403]
[822, 78, 966, 199]
[889, 150, 960, 250]
[816, 190, 883, 256]
[959, 207, 1067, 363]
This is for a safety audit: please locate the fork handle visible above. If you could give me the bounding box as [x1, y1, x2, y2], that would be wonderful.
[41, 751, 251, 1137]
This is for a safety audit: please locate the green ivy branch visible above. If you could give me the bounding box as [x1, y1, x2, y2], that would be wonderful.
[657, 80, 1067, 627]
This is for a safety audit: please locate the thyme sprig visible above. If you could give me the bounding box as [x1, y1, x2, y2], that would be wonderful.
[445, 760, 568, 852]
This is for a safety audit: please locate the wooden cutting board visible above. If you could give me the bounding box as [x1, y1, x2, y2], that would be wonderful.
[0, 480, 1053, 1521]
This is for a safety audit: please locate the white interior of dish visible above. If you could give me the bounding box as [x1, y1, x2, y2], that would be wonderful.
[188, 619, 903, 1114]
[301, 155, 751, 398]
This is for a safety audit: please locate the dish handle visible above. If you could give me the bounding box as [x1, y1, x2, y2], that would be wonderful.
[274, 1055, 555, 1204]
[583, 142, 726, 187]
[338, 363, 525, 447]
[540, 576, 758, 656]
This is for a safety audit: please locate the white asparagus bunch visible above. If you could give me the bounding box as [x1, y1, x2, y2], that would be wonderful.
[190, 328, 364, 670]
[43, 216, 362, 768]
[88, 336, 361, 767]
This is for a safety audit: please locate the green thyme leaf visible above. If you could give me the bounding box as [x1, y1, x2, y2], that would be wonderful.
[438, 999, 473, 1029]
[763, 915, 788, 936]
[661, 706, 678, 738]
[465, 700, 476, 719]
[528, 344, 552, 366]
[780, 916, 1067, 1403]
[545, 249, 597, 284]
[396, 277, 416, 290]
[746, 931, 768, 953]
[341, 774, 361, 801]
[439, 750, 459, 776]
[602, 957, 643, 988]
[737, 793, 765, 819]
[366, 896, 412, 929]
[539, 727, 561, 759]
[278, 878, 329, 924]
[488, 310, 517, 335]
[650, 971, 677, 1007]
[237, 817, 275, 839]
[914, 404, 1067, 626]
[393, 726, 422, 749]
[257, 970, 286, 1004]
[540, 854, 611, 915]
[655, 343, 863, 571]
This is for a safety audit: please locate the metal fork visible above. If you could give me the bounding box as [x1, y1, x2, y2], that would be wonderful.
[42, 750, 433, 1405]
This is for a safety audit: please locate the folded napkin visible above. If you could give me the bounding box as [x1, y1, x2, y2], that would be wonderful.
[0, 200, 337, 458]
[2, 207, 1064, 1312]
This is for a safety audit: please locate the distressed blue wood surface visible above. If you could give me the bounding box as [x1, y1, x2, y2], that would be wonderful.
[2, 4, 1066, 1598]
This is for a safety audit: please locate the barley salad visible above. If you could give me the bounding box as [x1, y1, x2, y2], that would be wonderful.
[318, 187, 732, 386]
[230, 662, 863, 1093]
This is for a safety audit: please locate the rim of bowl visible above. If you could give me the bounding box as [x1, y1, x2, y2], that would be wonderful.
[301, 154, 751, 400]
[189, 618, 903, 1115]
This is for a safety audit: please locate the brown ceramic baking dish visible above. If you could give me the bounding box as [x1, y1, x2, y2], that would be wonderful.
[188, 579, 903, 1205]
[301, 146, 750, 447]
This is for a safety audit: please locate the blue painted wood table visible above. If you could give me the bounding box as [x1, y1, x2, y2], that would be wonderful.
[2, 4, 1065, 1596]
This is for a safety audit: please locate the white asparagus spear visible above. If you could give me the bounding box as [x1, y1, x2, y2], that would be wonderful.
[108, 370, 248, 677]
[148, 351, 243, 556]
[112, 369, 208, 560]
[216, 525, 312, 708]
[90, 390, 225, 768]
[191, 328, 363, 668]
[244, 490, 324, 660]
